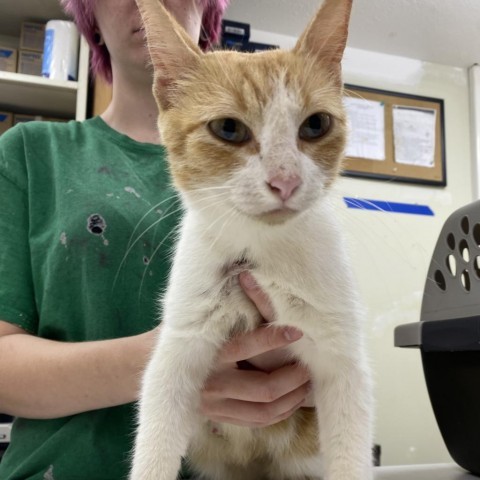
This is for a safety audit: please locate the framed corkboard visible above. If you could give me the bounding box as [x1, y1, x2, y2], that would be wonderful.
[341, 84, 446, 186]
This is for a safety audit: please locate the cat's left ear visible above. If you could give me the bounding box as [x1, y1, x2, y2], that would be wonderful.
[293, 0, 352, 80]
[135, 0, 203, 109]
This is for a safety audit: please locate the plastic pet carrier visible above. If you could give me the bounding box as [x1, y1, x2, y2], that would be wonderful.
[394, 200, 480, 476]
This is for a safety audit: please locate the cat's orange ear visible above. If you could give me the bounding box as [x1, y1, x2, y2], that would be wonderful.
[293, 0, 352, 78]
[135, 0, 202, 109]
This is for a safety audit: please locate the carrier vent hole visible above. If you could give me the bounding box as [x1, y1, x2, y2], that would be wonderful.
[446, 233, 455, 250]
[461, 216, 470, 234]
[473, 224, 480, 247]
[446, 254, 457, 277]
[475, 257, 480, 279]
[461, 270, 471, 292]
[459, 239, 470, 262]
[434, 270, 446, 291]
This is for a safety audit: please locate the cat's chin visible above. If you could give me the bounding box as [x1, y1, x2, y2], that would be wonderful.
[253, 207, 300, 226]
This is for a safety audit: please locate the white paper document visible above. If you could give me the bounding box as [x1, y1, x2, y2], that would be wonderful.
[343, 97, 386, 161]
[393, 106, 437, 167]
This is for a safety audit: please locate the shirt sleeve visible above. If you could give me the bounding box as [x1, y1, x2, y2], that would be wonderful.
[0, 126, 38, 333]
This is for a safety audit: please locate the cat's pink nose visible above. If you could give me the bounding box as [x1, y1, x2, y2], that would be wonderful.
[267, 174, 302, 201]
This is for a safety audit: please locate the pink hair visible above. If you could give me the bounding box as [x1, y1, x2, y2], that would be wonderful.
[60, 0, 230, 83]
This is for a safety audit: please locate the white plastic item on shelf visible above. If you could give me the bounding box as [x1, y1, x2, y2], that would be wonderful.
[42, 20, 79, 81]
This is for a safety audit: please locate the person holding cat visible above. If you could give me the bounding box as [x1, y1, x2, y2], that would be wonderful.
[0, 1, 311, 479]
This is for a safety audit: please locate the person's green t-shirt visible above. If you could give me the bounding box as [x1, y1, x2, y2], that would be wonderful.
[0, 117, 183, 480]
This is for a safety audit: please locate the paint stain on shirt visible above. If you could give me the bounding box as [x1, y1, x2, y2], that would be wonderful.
[43, 465, 55, 480]
[124, 186, 141, 199]
[60, 232, 67, 248]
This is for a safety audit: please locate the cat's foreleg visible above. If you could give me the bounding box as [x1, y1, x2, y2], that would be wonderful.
[287, 329, 373, 480]
[313, 349, 373, 480]
[270, 299, 373, 480]
[129, 326, 222, 480]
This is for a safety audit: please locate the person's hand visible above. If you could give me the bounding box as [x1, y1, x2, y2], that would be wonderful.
[239, 271, 314, 407]
[198, 272, 313, 428]
[239, 271, 296, 372]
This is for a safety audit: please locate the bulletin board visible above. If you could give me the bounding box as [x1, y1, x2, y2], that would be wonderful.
[342, 84, 446, 186]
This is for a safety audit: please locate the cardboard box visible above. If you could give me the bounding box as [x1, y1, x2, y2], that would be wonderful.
[242, 42, 279, 53]
[0, 47, 17, 73]
[43, 117, 69, 123]
[13, 114, 44, 125]
[20, 22, 46, 52]
[221, 20, 250, 42]
[0, 112, 13, 135]
[17, 50, 43, 76]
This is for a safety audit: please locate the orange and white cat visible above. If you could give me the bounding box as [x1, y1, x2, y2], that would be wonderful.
[130, 0, 373, 479]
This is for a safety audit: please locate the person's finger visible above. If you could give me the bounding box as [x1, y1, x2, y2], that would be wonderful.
[201, 382, 310, 428]
[239, 271, 275, 321]
[203, 363, 310, 403]
[207, 400, 305, 428]
[218, 324, 303, 364]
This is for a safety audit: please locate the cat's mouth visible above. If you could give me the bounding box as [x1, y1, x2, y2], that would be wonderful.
[256, 207, 299, 225]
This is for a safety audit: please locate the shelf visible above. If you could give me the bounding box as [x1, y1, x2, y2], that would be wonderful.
[0, 0, 89, 120]
[0, 0, 66, 38]
[0, 71, 79, 118]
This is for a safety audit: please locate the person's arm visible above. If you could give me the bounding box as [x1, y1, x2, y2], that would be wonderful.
[0, 275, 311, 425]
[0, 320, 157, 419]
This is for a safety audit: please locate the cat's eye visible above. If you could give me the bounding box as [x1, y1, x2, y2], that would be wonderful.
[208, 118, 251, 144]
[298, 113, 332, 141]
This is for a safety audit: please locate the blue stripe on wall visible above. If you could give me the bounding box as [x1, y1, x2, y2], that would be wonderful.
[343, 197, 434, 216]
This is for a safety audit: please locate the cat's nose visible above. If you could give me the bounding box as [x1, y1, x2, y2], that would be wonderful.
[267, 174, 302, 201]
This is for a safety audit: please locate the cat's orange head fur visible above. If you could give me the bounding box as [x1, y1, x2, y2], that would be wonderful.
[136, 0, 352, 225]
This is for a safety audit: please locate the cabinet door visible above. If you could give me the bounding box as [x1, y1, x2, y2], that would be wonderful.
[92, 76, 112, 117]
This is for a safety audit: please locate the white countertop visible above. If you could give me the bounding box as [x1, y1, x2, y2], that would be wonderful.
[375, 464, 478, 479]
[188, 464, 478, 479]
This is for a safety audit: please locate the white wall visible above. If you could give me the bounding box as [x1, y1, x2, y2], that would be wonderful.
[250, 29, 473, 465]
[470, 65, 480, 198]
[341, 50, 472, 466]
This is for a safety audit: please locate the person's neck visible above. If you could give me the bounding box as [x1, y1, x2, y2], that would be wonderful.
[101, 70, 161, 145]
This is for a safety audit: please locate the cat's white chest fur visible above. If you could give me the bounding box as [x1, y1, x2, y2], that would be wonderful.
[131, 203, 373, 480]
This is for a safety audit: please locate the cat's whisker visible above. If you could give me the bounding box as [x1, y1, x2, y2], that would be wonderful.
[343, 88, 368, 102]
[189, 193, 232, 215]
[334, 200, 401, 248]
[137, 190, 235, 300]
[190, 185, 232, 193]
[189, 190, 231, 202]
[126, 194, 180, 251]
[334, 191, 429, 285]
[131, 189, 232, 298]
[205, 39, 242, 94]
[199, 16, 214, 52]
[202, 202, 238, 237]
[425, 273, 442, 289]
[112, 202, 185, 290]
[137, 223, 182, 301]
[207, 205, 240, 251]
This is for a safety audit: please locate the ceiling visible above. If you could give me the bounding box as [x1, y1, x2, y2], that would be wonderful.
[2, 0, 478, 69]
[224, 0, 480, 68]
